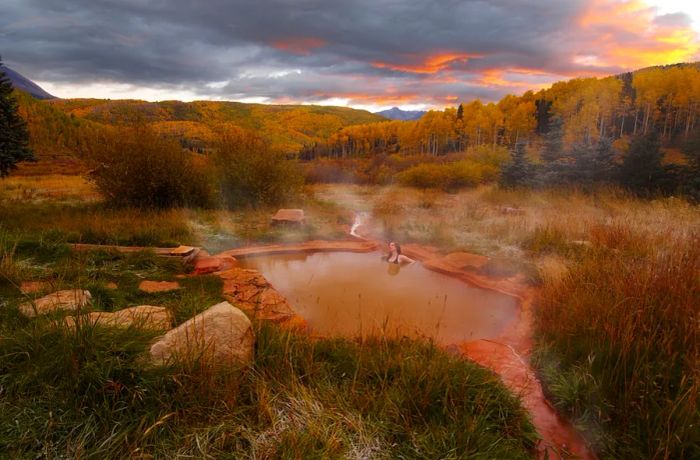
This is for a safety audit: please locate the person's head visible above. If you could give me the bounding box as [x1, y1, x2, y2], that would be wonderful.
[389, 241, 401, 254]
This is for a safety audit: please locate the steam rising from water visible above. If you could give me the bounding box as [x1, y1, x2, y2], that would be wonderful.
[350, 211, 370, 239]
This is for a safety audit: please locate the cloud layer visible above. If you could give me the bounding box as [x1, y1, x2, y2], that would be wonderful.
[2, 0, 698, 109]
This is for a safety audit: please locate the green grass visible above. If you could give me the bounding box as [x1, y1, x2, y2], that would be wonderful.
[0, 231, 537, 458]
[0, 201, 193, 247]
[0, 316, 537, 458]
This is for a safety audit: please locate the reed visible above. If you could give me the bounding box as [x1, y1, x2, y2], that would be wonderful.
[533, 225, 699, 458]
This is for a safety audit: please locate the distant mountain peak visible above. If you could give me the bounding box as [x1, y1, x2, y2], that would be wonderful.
[1, 65, 56, 100]
[375, 107, 425, 120]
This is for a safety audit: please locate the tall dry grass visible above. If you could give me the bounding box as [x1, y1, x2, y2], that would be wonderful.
[0, 202, 193, 247]
[534, 224, 699, 458]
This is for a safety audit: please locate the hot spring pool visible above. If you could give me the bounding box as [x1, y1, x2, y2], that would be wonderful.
[240, 251, 518, 343]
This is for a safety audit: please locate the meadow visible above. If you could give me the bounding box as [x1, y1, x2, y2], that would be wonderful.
[1, 174, 698, 458]
[0, 178, 539, 458]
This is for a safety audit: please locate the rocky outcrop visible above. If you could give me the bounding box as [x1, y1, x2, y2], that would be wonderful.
[65, 305, 171, 330]
[218, 268, 295, 322]
[138, 280, 181, 293]
[20, 289, 92, 317]
[150, 301, 254, 366]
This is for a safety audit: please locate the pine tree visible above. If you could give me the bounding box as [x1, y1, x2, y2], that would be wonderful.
[500, 141, 532, 187]
[456, 103, 464, 120]
[593, 137, 616, 182]
[541, 116, 564, 163]
[681, 128, 700, 201]
[619, 133, 669, 195]
[0, 57, 34, 177]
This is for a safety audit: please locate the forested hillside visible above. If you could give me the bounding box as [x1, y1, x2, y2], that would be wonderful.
[301, 63, 700, 158]
[11, 62, 700, 194]
[45, 99, 384, 153]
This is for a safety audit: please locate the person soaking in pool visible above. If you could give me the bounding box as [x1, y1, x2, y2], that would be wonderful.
[386, 241, 415, 264]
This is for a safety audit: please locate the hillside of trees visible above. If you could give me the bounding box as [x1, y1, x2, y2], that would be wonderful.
[44, 98, 384, 154]
[10, 61, 700, 197]
[301, 63, 700, 159]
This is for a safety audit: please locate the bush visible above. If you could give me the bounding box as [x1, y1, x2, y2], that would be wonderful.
[303, 159, 359, 184]
[396, 160, 493, 191]
[212, 129, 303, 208]
[89, 125, 214, 208]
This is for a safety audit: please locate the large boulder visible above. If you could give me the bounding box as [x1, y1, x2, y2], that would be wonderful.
[19, 289, 92, 317]
[150, 301, 254, 366]
[65, 305, 171, 330]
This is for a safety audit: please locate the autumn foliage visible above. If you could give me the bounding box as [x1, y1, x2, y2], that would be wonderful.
[88, 125, 214, 208]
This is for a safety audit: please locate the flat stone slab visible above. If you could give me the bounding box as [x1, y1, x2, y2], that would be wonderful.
[20, 289, 92, 317]
[139, 280, 181, 293]
[71, 243, 201, 262]
[193, 255, 237, 275]
[218, 240, 377, 258]
[169, 245, 197, 256]
[20, 281, 51, 294]
[64, 305, 171, 330]
[271, 209, 305, 224]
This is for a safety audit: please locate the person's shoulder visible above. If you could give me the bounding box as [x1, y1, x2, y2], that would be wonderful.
[398, 254, 415, 264]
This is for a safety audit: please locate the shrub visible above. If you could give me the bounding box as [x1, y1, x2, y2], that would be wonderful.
[303, 159, 358, 184]
[396, 160, 493, 191]
[88, 125, 214, 208]
[396, 163, 449, 189]
[213, 129, 303, 208]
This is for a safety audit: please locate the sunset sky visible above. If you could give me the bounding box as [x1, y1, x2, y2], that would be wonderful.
[2, 0, 699, 111]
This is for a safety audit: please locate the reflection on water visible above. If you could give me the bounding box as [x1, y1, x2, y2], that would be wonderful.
[240, 251, 518, 343]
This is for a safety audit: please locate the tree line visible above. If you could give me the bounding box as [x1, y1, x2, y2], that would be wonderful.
[301, 64, 700, 159]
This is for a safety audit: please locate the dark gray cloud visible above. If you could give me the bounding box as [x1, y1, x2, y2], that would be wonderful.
[1, 0, 696, 107]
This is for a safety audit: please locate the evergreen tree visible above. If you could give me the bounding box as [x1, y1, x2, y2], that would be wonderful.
[618, 133, 670, 195]
[574, 137, 616, 184]
[0, 57, 34, 177]
[593, 137, 616, 181]
[500, 141, 532, 187]
[681, 128, 700, 201]
[456, 103, 464, 120]
[541, 116, 564, 163]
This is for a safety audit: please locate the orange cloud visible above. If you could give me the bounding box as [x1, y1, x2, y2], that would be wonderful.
[372, 52, 480, 74]
[577, 0, 699, 70]
[271, 37, 326, 55]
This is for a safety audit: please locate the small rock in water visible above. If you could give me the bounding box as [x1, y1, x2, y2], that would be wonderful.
[19, 289, 92, 317]
[150, 301, 254, 366]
